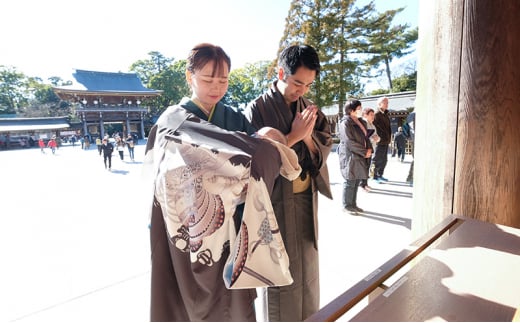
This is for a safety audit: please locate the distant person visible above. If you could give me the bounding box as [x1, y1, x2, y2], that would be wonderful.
[84, 136, 90, 150]
[372, 96, 391, 183]
[96, 137, 102, 155]
[101, 138, 113, 170]
[55, 136, 62, 149]
[338, 100, 372, 214]
[126, 134, 135, 161]
[19, 137, 26, 148]
[47, 137, 57, 154]
[393, 126, 406, 162]
[359, 107, 380, 192]
[79, 136, 84, 149]
[38, 138, 45, 153]
[71, 135, 76, 147]
[406, 110, 416, 184]
[115, 136, 125, 160]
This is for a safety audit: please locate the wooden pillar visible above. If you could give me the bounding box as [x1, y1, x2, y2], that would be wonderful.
[99, 113, 105, 139]
[140, 117, 145, 139]
[413, 0, 520, 238]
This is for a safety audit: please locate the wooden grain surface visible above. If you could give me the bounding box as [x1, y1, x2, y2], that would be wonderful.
[453, 0, 520, 228]
[350, 217, 520, 321]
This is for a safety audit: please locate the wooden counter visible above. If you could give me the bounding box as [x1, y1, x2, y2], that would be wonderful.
[350, 216, 520, 321]
[306, 215, 520, 321]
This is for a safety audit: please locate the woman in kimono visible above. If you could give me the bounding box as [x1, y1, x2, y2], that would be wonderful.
[145, 43, 282, 322]
[338, 100, 373, 215]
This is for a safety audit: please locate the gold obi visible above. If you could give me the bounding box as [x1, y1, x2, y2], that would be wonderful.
[293, 171, 311, 193]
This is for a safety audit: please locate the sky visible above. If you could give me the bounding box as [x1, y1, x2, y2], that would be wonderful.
[0, 0, 418, 83]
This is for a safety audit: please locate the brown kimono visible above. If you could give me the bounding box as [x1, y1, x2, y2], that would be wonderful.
[143, 105, 301, 321]
[245, 82, 333, 321]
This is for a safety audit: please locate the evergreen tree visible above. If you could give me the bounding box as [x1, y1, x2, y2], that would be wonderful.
[0, 66, 27, 114]
[358, 8, 418, 91]
[278, 0, 377, 117]
[224, 61, 273, 108]
[278, 0, 417, 117]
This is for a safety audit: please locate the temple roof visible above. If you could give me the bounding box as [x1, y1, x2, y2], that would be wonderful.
[53, 69, 162, 96]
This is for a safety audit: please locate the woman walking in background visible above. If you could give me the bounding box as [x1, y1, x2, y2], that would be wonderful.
[47, 137, 57, 154]
[38, 138, 45, 153]
[338, 100, 373, 215]
[126, 134, 135, 161]
[115, 136, 125, 161]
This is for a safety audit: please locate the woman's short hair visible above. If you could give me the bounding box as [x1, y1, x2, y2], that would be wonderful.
[362, 107, 374, 115]
[344, 99, 362, 114]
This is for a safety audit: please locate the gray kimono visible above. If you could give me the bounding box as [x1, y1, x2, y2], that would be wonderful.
[244, 82, 333, 321]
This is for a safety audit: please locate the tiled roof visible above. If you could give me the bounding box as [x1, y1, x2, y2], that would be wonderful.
[54, 69, 160, 94]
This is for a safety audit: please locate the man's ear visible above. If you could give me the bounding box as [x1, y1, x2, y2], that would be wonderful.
[185, 70, 192, 86]
[277, 67, 285, 81]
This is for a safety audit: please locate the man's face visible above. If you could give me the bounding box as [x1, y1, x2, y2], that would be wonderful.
[379, 98, 389, 111]
[277, 66, 316, 105]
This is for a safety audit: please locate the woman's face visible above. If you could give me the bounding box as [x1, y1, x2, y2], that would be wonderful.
[350, 106, 362, 118]
[187, 60, 229, 108]
[366, 111, 375, 123]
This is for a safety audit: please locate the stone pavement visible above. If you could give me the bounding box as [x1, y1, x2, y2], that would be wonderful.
[0, 142, 413, 322]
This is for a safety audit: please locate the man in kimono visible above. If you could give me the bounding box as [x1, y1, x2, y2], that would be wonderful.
[244, 44, 333, 321]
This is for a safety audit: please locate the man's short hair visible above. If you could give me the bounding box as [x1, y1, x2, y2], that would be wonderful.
[278, 44, 320, 76]
[377, 96, 388, 105]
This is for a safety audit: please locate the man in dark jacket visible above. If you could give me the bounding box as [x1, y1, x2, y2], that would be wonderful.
[394, 126, 407, 162]
[406, 110, 416, 184]
[101, 138, 113, 170]
[372, 97, 391, 182]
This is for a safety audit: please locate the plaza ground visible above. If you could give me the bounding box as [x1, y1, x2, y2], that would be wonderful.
[0, 142, 413, 322]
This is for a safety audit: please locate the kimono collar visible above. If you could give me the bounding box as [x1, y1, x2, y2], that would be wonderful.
[179, 97, 216, 121]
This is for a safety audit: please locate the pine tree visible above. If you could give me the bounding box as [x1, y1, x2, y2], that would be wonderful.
[358, 8, 418, 91]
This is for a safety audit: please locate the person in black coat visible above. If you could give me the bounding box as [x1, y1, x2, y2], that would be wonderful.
[372, 96, 391, 182]
[393, 126, 407, 162]
[101, 138, 114, 170]
[338, 100, 373, 215]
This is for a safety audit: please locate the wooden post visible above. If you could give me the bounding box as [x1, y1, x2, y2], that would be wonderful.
[413, 0, 520, 238]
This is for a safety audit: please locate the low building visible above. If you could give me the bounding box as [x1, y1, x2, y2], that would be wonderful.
[0, 116, 71, 149]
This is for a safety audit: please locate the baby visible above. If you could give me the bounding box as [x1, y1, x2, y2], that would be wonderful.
[255, 126, 287, 145]
[255, 126, 300, 181]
